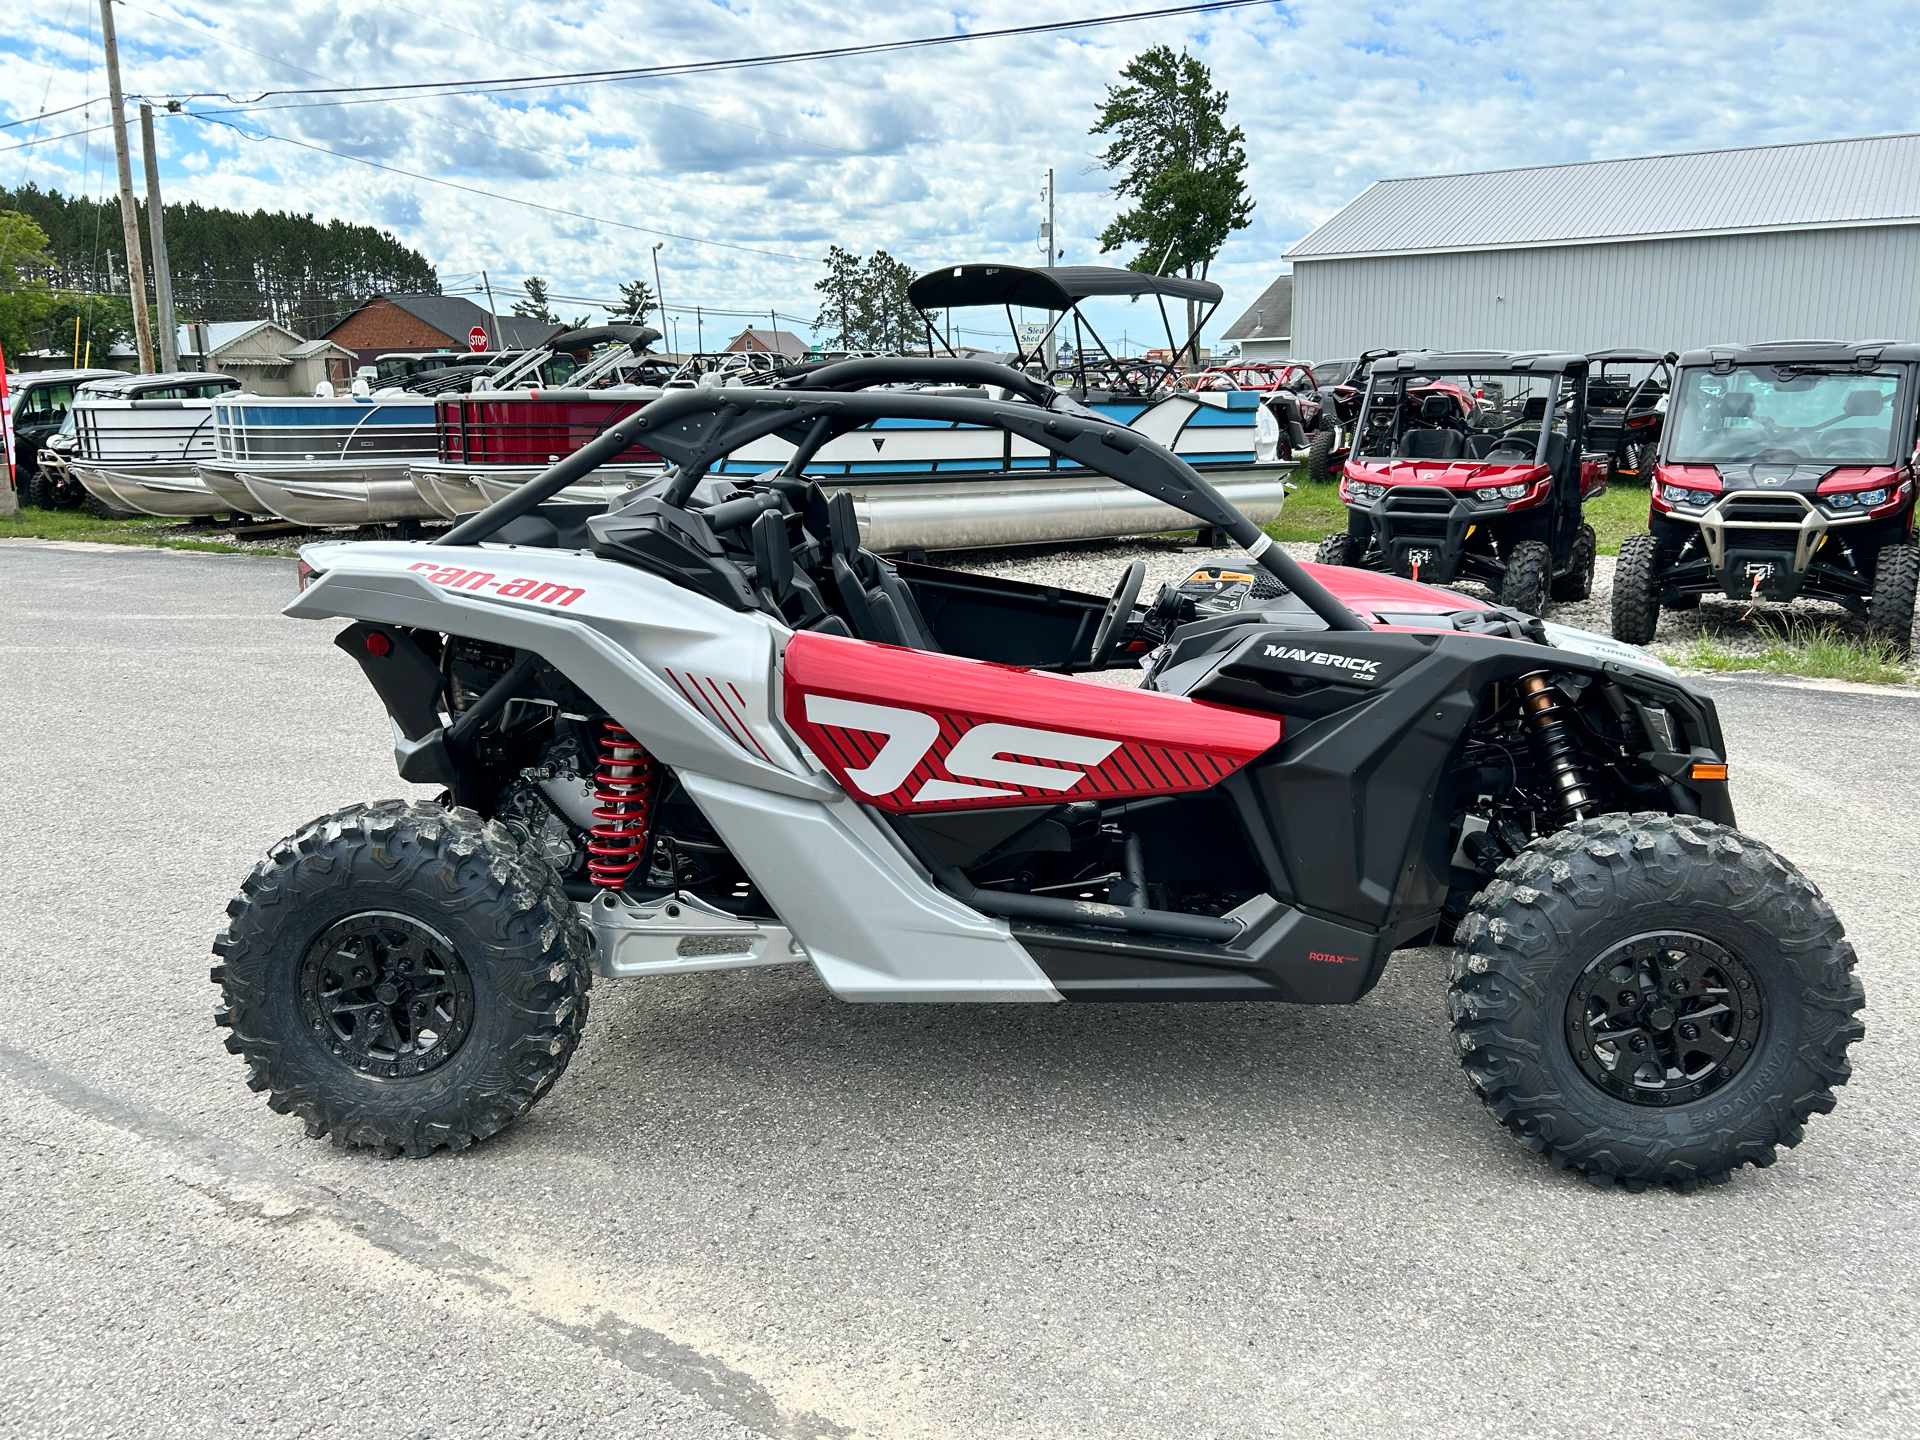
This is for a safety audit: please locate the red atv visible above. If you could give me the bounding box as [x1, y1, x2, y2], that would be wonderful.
[1193, 361, 1328, 461]
[1612, 340, 1920, 654]
[1315, 352, 1605, 615]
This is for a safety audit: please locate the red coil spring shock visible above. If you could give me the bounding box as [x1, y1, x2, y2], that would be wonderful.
[588, 721, 659, 890]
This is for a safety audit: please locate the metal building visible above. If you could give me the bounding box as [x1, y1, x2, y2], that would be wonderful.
[1279, 133, 1920, 363]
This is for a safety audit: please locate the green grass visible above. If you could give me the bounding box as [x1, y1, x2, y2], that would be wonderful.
[1256, 471, 1655, 553]
[0, 504, 299, 555]
[1264, 476, 1348, 544]
[1661, 623, 1914, 686]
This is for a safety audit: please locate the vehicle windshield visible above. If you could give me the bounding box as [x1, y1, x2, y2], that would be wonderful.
[1666, 365, 1906, 464]
[1355, 371, 1567, 464]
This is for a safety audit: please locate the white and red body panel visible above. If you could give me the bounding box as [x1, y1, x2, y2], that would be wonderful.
[781, 631, 1281, 812]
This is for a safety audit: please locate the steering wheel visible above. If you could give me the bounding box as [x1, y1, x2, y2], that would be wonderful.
[1088, 559, 1148, 668]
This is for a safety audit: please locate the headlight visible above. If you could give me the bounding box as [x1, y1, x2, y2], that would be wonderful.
[1662, 483, 1708, 508]
[1497, 482, 1530, 500]
[1857, 487, 1890, 507]
[1826, 490, 1857, 509]
[1347, 481, 1385, 503]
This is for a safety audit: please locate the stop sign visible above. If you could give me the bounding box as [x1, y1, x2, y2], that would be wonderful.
[468, 325, 489, 352]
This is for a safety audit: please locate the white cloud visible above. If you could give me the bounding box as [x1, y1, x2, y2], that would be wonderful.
[4, 0, 1918, 347]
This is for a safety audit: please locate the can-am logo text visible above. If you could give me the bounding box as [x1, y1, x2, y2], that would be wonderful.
[408, 562, 583, 608]
[1263, 644, 1381, 678]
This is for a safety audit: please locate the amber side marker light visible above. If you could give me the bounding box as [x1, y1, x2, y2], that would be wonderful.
[1690, 762, 1729, 781]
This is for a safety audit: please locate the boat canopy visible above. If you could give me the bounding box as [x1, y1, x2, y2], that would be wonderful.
[907, 264, 1222, 312]
[550, 323, 662, 353]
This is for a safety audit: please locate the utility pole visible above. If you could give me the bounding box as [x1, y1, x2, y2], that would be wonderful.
[139, 102, 178, 371]
[1047, 167, 1056, 267]
[481, 270, 501, 348]
[696, 305, 703, 355]
[650, 243, 666, 350]
[100, 0, 155, 373]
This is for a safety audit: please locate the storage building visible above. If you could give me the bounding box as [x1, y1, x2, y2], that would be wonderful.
[1275, 133, 1920, 363]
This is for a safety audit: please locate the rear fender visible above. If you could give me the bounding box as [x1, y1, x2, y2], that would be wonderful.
[288, 541, 830, 800]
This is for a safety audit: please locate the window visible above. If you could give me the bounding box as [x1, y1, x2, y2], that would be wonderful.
[16, 383, 76, 427]
[1666, 366, 1904, 464]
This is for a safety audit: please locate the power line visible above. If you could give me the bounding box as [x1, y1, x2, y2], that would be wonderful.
[183, 113, 812, 262]
[0, 95, 103, 130]
[156, 1, 1271, 106]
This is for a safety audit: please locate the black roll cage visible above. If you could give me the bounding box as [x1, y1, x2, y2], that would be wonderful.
[435, 357, 1367, 633]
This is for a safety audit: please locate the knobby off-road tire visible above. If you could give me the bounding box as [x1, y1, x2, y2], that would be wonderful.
[212, 800, 593, 1157]
[83, 488, 139, 519]
[1315, 531, 1358, 567]
[1449, 813, 1865, 1191]
[19, 467, 49, 510]
[1499, 539, 1553, 615]
[1611, 532, 1662, 644]
[1306, 427, 1338, 485]
[1867, 542, 1918, 658]
[1551, 523, 1598, 602]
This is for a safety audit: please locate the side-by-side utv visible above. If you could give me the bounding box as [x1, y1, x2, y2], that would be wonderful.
[1612, 340, 1919, 654]
[1586, 349, 1675, 481]
[1315, 352, 1606, 615]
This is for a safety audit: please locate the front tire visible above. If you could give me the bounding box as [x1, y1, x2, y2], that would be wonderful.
[212, 800, 593, 1157]
[1498, 538, 1552, 615]
[1551, 523, 1597, 601]
[1450, 813, 1865, 1190]
[1611, 532, 1662, 644]
[1314, 531, 1359, 567]
[1867, 542, 1917, 658]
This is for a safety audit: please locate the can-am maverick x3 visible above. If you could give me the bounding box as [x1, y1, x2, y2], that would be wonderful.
[212, 356, 1864, 1190]
[1314, 352, 1604, 615]
[1611, 340, 1919, 655]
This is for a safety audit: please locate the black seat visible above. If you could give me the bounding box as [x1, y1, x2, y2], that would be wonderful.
[1464, 433, 1501, 459]
[821, 490, 940, 650]
[1395, 428, 1464, 460]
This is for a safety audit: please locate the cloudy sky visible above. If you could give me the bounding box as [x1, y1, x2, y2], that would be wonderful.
[5, 0, 1919, 352]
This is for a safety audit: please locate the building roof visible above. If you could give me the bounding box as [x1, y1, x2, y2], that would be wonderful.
[327, 292, 562, 349]
[283, 338, 355, 359]
[1221, 274, 1291, 342]
[725, 327, 811, 358]
[1286, 132, 1920, 262]
[169, 319, 305, 355]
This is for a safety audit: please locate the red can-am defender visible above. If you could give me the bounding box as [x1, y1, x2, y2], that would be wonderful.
[1611, 340, 1920, 654]
[1315, 352, 1604, 615]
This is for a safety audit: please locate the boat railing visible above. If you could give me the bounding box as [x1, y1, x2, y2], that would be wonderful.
[211, 402, 438, 464]
[435, 392, 662, 467]
[75, 403, 219, 462]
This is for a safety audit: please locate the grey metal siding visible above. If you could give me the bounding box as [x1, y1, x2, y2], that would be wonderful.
[1291, 224, 1920, 361]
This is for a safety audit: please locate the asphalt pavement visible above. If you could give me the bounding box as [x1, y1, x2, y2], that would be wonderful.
[2, 538, 1914, 1440]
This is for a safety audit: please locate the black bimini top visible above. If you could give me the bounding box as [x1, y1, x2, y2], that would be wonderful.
[548, 323, 662, 353]
[907, 263, 1223, 312]
[1675, 339, 1920, 369]
[1377, 350, 1589, 376]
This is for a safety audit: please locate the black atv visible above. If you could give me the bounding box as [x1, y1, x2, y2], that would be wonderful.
[1586, 349, 1674, 482]
[1612, 340, 1920, 655]
[7, 368, 123, 507]
[1314, 351, 1607, 615]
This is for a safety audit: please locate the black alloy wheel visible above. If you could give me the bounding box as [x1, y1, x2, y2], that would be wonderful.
[297, 911, 475, 1079]
[1565, 932, 1763, 1106]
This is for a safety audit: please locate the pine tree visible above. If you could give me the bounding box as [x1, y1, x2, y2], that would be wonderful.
[512, 276, 557, 324]
[1091, 46, 1252, 353]
[617, 278, 655, 325]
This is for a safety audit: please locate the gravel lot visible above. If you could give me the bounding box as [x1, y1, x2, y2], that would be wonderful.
[943, 537, 1883, 658]
[3, 538, 1916, 1440]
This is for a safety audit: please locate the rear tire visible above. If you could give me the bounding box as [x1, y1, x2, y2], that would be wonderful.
[83, 489, 140, 520]
[1551, 523, 1597, 602]
[1866, 542, 1917, 658]
[19, 467, 48, 510]
[1631, 441, 1658, 482]
[1449, 813, 1865, 1191]
[212, 800, 593, 1157]
[1498, 539, 1552, 615]
[1306, 427, 1337, 484]
[1611, 533, 1662, 644]
[1314, 531, 1358, 567]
